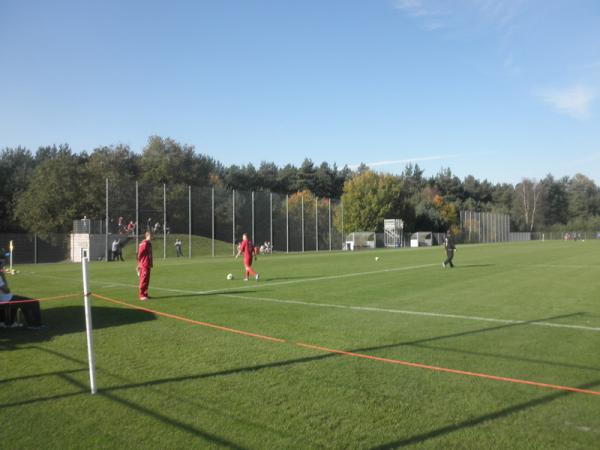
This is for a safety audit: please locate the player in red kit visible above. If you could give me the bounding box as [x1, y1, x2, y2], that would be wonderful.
[236, 233, 259, 281]
[137, 231, 153, 300]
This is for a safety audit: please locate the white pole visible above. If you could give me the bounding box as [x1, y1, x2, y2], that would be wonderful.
[81, 253, 97, 394]
[286, 194, 289, 253]
[252, 191, 255, 243]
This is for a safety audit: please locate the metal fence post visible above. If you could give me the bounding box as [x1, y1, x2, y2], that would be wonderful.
[328, 198, 332, 251]
[232, 190, 236, 255]
[212, 187, 215, 257]
[269, 192, 273, 249]
[341, 198, 344, 245]
[188, 185, 192, 259]
[163, 183, 167, 259]
[105, 178, 109, 262]
[135, 181, 139, 251]
[301, 194, 304, 252]
[315, 197, 318, 252]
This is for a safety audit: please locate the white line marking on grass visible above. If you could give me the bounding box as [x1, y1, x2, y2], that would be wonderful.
[219, 293, 600, 332]
[24, 263, 437, 296]
[23, 265, 600, 332]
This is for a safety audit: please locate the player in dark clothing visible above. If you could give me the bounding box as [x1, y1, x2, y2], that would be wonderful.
[442, 230, 456, 268]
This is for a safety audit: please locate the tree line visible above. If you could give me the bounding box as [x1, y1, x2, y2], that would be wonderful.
[1, 135, 600, 236]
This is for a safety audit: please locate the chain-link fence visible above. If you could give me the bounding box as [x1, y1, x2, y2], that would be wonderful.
[459, 210, 511, 244]
[15, 187, 600, 264]
[92, 181, 347, 260]
[0, 233, 70, 264]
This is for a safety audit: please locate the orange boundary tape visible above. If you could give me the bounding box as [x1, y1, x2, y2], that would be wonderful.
[92, 293, 285, 343]
[295, 343, 600, 396]
[2, 293, 80, 305]
[90, 293, 600, 397]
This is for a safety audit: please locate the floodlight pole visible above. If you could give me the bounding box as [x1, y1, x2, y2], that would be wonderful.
[81, 254, 97, 394]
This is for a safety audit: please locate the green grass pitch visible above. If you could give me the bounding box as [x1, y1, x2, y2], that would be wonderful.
[1, 240, 599, 449]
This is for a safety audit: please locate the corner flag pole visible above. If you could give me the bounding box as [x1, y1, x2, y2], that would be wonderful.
[81, 251, 97, 394]
[9, 240, 13, 272]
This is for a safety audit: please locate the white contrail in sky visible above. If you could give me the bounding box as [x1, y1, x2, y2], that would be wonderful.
[348, 154, 462, 170]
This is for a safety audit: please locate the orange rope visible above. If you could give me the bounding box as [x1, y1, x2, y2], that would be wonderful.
[295, 343, 600, 396]
[90, 292, 600, 397]
[92, 293, 286, 343]
[2, 293, 80, 305]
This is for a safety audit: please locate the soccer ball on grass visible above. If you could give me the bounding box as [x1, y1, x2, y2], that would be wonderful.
[227, 273, 233, 280]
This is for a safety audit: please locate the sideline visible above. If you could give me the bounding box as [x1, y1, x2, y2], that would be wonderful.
[220, 293, 600, 332]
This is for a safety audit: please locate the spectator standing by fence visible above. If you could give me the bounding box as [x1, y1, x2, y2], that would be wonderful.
[174, 238, 183, 257]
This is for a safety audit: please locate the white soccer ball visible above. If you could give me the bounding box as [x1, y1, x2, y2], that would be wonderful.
[375, 257, 379, 261]
[227, 273, 233, 280]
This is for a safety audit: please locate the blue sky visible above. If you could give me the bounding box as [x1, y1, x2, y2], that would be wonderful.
[1, 0, 599, 183]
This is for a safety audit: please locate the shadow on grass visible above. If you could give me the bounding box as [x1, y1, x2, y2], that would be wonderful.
[2, 311, 595, 447]
[369, 378, 600, 449]
[413, 342, 600, 373]
[58, 373, 250, 450]
[9, 311, 584, 402]
[0, 305, 156, 348]
[98, 311, 592, 393]
[0, 346, 283, 448]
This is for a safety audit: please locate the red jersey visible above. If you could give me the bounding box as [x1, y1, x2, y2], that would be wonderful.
[239, 239, 256, 260]
[137, 239, 153, 269]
